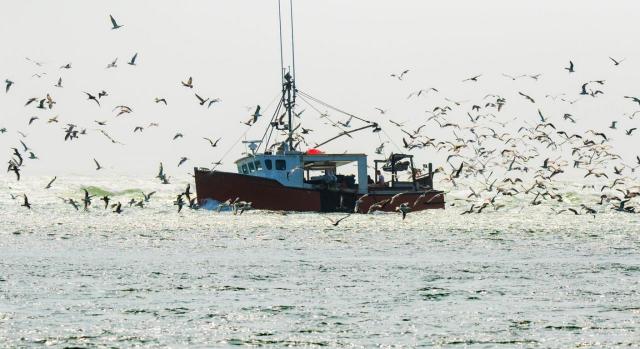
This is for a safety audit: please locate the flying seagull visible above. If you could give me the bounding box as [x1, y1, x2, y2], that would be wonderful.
[323, 213, 352, 226]
[182, 76, 193, 88]
[609, 57, 625, 66]
[195, 93, 209, 106]
[106, 58, 118, 69]
[109, 15, 123, 30]
[84, 92, 100, 106]
[624, 96, 640, 106]
[390, 70, 409, 81]
[44, 176, 57, 189]
[565, 60, 575, 73]
[203, 137, 221, 147]
[93, 158, 103, 170]
[21, 194, 31, 209]
[5, 79, 13, 93]
[462, 74, 482, 82]
[127, 53, 138, 66]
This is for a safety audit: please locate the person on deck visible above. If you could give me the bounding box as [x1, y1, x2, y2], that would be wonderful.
[376, 170, 385, 187]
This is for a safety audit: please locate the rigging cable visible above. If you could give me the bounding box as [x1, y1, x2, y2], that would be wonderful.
[296, 90, 374, 125]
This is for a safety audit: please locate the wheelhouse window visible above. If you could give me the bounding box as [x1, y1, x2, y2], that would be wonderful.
[248, 162, 256, 172]
[254, 160, 263, 171]
[265, 159, 273, 170]
[241, 164, 248, 174]
[275, 159, 286, 170]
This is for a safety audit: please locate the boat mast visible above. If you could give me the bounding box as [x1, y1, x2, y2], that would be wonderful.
[277, 0, 296, 151]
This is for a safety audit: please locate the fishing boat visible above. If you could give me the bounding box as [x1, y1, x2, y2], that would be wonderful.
[194, 1, 444, 213]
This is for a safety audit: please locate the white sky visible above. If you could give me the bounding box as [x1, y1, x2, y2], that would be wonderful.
[1, 0, 639, 179]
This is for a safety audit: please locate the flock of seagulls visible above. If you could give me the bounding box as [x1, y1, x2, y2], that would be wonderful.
[377, 58, 639, 218]
[2, 13, 640, 224]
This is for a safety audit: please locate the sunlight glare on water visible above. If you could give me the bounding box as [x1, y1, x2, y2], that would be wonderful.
[0, 177, 639, 347]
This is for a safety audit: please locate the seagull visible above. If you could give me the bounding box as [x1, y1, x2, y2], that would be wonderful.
[21, 194, 31, 209]
[565, 60, 575, 73]
[624, 96, 640, 106]
[580, 83, 589, 96]
[396, 202, 411, 220]
[83, 92, 100, 106]
[64, 198, 79, 211]
[462, 74, 482, 82]
[101, 196, 110, 209]
[502, 73, 524, 81]
[354, 194, 369, 213]
[112, 202, 123, 214]
[323, 213, 352, 226]
[252, 105, 262, 123]
[233, 201, 252, 215]
[374, 107, 387, 114]
[93, 158, 103, 170]
[142, 191, 156, 202]
[338, 116, 353, 128]
[113, 105, 133, 116]
[609, 57, 625, 66]
[173, 133, 184, 140]
[626, 128, 637, 136]
[461, 204, 475, 215]
[5, 79, 14, 93]
[109, 15, 123, 30]
[106, 58, 118, 69]
[82, 189, 93, 210]
[195, 93, 209, 105]
[208, 99, 221, 108]
[157, 162, 169, 184]
[127, 53, 138, 66]
[203, 137, 221, 147]
[44, 176, 57, 189]
[154, 97, 167, 105]
[174, 194, 185, 213]
[390, 69, 409, 81]
[60, 63, 72, 69]
[183, 184, 192, 202]
[8, 162, 20, 181]
[182, 77, 193, 88]
[518, 91, 535, 103]
[178, 157, 188, 167]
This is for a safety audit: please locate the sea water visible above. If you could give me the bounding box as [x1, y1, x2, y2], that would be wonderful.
[0, 176, 638, 347]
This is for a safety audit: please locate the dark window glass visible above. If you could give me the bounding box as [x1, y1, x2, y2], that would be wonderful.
[241, 164, 248, 174]
[248, 162, 256, 172]
[265, 159, 273, 170]
[275, 159, 286, 170]
[254, 161, 263, 171]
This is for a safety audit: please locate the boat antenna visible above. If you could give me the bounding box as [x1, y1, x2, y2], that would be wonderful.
[289, 0, 297, 92]
[277, 0, 285, 85]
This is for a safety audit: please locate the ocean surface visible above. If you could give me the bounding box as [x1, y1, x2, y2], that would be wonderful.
[1, 176, 639, 348]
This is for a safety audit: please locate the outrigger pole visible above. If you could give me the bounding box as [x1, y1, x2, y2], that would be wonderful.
[313, 123, 380, 148]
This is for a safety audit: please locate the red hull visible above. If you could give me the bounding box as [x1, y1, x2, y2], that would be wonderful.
[194, 169, 445, 212]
